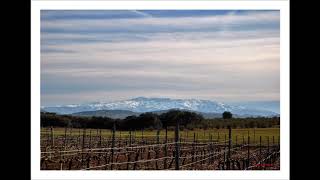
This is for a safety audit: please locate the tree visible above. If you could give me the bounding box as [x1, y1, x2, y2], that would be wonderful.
[159, 109, 204, 128]
[137, 112, 162, 129]
[222, 111, 232, 119]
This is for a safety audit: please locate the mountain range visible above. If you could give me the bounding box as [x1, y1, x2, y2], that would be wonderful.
[41, 97, 279, 118]
[71, 109, 223, 119]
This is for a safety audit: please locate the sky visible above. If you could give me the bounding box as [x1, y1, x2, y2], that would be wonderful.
[41, 10, 280, 106]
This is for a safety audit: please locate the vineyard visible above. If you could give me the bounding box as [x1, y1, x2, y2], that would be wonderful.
[40, 126, 280, 170]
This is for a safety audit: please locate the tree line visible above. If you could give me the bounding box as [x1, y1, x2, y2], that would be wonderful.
[41, 110, 279, 130]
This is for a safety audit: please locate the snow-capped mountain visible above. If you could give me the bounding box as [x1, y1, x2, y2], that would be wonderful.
[41, 97, 279, 117]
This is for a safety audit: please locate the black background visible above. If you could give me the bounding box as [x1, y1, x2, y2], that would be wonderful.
[7, 0, 302, 179]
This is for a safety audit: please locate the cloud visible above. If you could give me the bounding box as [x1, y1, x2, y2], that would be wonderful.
[41, 11, 279, 35]
[130, 10, 153, 18]
[40, 10, 280, 106]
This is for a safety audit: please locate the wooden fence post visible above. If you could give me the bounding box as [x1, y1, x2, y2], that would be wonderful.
[69, 127, 72, 145]
[46, 127, 50, 147]
[247, 136, 250, 168]
[156, 128, 160, 169]
[267, 136, 270, 166]
[110, 122, 116, 170]
[118, 131, 121, 152]
[175, 119, 180, 170]
[227, 126, 232, 170]
[129, 130, 132, 147]
[99, 129, 102, 148]
[78, 128, 81, 148]
[157, 128, 160, 144]
[164, 126, 168, 169]
[81, 128, 86, 168]
[260, 136, 262, 157]
[141, 128, 144, 144]
[82, 128, 86, 150]
[89, 130, 92, 149]
[196, 133, 198, 143]
[242, 135, 245, 146]
[64, 127, 67, 148]
[50, 127, 54, 148]
[63, 127, 67, 159]
[210, 133, 214, 163]
[192, 132, 196, 165]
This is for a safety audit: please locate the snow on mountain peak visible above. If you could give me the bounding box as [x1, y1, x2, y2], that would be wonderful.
[41, 97, 279, 117]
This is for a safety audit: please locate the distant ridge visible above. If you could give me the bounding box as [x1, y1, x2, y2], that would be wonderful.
[72, 109, 140, 119]
[42, 97, 279, 117]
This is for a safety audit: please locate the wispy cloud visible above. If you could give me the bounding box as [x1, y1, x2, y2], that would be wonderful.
[41, 10, 280, 106]
[130, 10, 153, 18]
[41, 11, 279, 34]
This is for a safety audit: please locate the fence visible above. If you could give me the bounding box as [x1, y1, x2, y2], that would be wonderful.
[40, 123, 280, 170]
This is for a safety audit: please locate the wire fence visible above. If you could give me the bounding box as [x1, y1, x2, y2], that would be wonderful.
[40, 126, 280, 170]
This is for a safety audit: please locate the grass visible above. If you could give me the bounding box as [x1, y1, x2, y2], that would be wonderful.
[41, 127, 279, 145]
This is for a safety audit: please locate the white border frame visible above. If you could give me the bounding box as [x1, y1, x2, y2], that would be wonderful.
[31, 1, 290, 179]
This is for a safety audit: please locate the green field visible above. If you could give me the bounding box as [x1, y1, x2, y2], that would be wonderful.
[41, 127, 279, 145]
